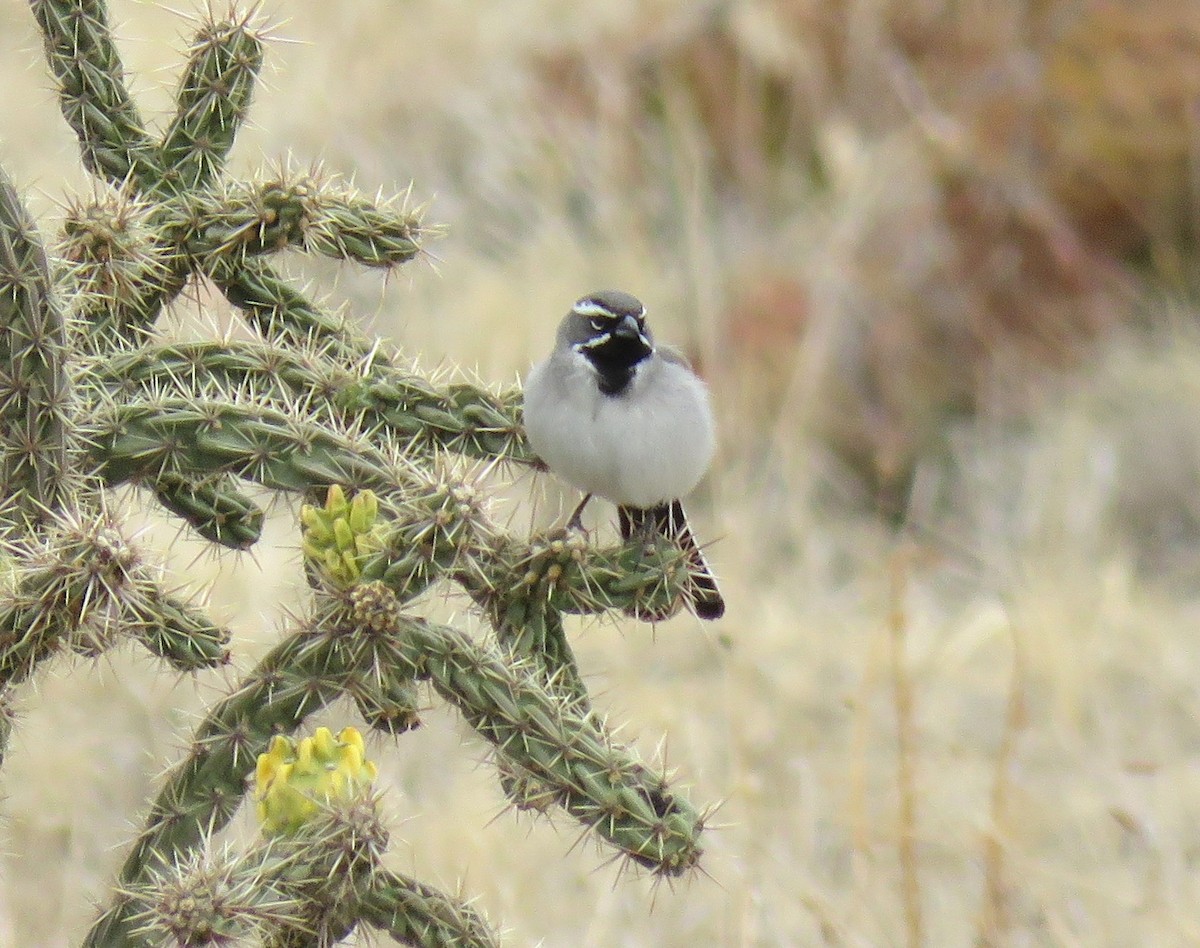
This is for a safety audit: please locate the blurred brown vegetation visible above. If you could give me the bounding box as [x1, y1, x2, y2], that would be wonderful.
[526, 0, 1198, 507]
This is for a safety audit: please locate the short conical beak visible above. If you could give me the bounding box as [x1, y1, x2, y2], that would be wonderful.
[612, 314, 642, 340]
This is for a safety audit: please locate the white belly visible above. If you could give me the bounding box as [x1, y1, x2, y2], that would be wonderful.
[523, 351, 716, 508]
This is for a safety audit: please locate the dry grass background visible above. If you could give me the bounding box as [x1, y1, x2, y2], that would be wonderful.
[2, 0, 1200, 944]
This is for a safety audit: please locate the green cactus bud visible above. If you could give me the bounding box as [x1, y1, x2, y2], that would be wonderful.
[324, 483, 349, 518]
[333, 517, 356, 554]
[255, 726, 378, 836]
[348, 489, 377, 534]
[300, 486, 384, 589]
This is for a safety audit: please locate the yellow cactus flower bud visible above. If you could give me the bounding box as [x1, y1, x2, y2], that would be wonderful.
[333, 518, 356, 554]
[255, 726, 378, 836]
[325, 484, 348, 516]
[348, 490, 378, 534]
[301, 486, 385, 589]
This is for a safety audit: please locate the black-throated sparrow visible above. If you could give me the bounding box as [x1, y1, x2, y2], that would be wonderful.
[523, 290, 725, 620]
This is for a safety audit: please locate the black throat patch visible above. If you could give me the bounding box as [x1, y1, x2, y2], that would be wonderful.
[581, 334, 651, 396]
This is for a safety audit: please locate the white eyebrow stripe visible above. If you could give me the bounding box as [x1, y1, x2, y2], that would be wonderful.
[572, 301, 616, 317]
[572, 300, 648, 319]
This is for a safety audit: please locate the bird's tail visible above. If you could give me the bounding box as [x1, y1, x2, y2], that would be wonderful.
[618, 500, 725, 621]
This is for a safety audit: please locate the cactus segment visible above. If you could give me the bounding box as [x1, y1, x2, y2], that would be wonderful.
[30, 0, 163, 188]
[0, 166, 69, 528]
[152, 472, 265, 549]
[157, 13, 265, 195]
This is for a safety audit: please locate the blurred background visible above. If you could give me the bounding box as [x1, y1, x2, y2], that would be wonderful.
[3, 0, 1200, 944]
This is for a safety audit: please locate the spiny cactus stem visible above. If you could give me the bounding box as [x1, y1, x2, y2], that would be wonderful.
[397, 616, 704, 875]
[343, 374, 530, 463]
[456, 532, 691, 621]
[156, 12, 265, 196]
[358, 870, 501, 948]
[123, 585, 231, 671]
[212, 254, 369, 352]
[30, 0, 164, 189]
[89, 397, 416, 497]
[0, 164, 68, 529]
[352, 667, 424, 736]
[91, 338, 530, 464]
[151, 472, 265, 550]
[55, 187, 192, 349]
[124, 794, 388, 947]
[91, 339, 355, 402]
[168, 177, 423, 265]
[0, 508, 228, 685]
[480, 585, 590, 706]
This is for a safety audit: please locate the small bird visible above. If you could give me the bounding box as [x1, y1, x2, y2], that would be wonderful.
[523, 290, 725, 620]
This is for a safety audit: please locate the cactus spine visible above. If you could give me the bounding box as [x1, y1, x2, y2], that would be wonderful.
[0, 2, 711, 945]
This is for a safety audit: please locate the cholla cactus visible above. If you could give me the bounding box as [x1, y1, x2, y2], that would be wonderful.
[0, 2, 709, 946]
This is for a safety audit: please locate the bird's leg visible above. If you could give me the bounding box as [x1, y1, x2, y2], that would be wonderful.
[566, 493, 593, 532]
[618, 505, 662, 546]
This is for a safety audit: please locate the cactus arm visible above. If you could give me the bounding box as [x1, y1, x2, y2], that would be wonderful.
[340, 375, 530, 463]
[0, 508, 229, 688]
[0, 165, 69, 529]
[360, 871, 501, 948]
[85, 622, 383, 948]
[401, 615, 704, 875]
[213, 255, 366, 350]
[91, 595, 701, 945]
[352, 666, 424, 736]
[87, 398, 414, 496]
[457, 532, 690, 623]
[119, 585, 231, 671]
[29, 0, 163, 190]
[88, 339, 530, 464]
[151, 472, 265, 550]
[166, 176, 424, 266]
[124, 806, 498, 948]
[86, 339, 355, 403]
[155, 13, 264, 196]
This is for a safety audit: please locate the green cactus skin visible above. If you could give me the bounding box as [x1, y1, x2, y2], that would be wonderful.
[126, 801, 498, 948]
[0, 166, 69, 530]
[164, 176, 425, 266]
[89, 397, 416, 496]
[56, 189, 179, 348]
[93, 338, 529, 463]
[30, 0, 164, 189]
[359, 871, 500, 948]
[156, 13, 264, 196]
[151, 472, 265, 550]
[212, 254, 368, 352]
[87, 624, 379, 948]
[122, 585, 232, 671]
[0, 506, 229, 687]
[353, 669, 424, 736]
[88, 599, 702, 946]
[4, 2, 714, 945]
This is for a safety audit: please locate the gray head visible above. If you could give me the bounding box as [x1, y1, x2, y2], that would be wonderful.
[558, 290, 655, 396]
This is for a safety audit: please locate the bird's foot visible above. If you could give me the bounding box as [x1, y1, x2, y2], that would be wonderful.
[565, 493, 592, 533]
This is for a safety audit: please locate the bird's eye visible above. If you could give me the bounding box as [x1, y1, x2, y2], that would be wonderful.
[589, 319, 606, 332]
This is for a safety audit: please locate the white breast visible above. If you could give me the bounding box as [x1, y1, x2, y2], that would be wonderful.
[523, 349, 716, 508]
